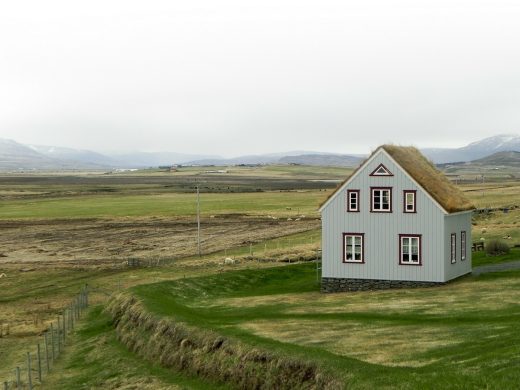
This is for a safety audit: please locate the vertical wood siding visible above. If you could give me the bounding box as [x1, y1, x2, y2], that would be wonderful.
[321, 150, 448, 283]
[443, 212, 473, 280]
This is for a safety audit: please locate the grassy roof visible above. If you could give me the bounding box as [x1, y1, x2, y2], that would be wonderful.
[381, 145, 475, 213]
[320, 145, 475, 213]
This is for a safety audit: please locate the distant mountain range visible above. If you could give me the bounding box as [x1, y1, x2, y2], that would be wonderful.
[183, 151, 365, 167]
[421, 134, 520, 163]
[0, 133, 518, 170]
[0, 140, 218, 170]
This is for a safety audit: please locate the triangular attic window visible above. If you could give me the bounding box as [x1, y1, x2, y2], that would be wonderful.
[370, 163, 393, 176]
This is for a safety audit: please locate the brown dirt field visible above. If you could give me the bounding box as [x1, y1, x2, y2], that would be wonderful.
[0, 216, 319, 269]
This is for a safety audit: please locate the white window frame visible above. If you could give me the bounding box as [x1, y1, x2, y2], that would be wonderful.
[343, 233, 364, 263]
[371, 187, 392, 212]
[404, 190, 416, 213]
[451, 233, 457, 263]
[461, 231, 466, 261]
[347, 190, 359, 212]
[399, 235, 421, 265]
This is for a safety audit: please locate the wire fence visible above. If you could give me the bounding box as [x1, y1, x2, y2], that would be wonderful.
[118, 232, 321, 268]
[2, 286, 89, 390]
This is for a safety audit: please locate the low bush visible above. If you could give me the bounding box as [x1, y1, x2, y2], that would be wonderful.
[485, 239, 510, 256]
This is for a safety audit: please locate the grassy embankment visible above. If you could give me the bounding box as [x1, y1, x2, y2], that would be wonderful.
[42, 307, 230, 390]
[102, 262, 520, 389]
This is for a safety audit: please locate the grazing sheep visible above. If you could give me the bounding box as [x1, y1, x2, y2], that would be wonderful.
[224, 257, 236, 265]
[0, 273, 6, 278]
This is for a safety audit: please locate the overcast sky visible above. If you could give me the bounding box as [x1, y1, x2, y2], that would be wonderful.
[1, 0, 519, 156]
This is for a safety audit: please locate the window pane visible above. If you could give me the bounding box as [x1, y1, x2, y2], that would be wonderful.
[401, 237, 410, 262]
[406, 193, 414, 211]
[346, 243, 352, 259]
[345, 235, 363, 261]
[382, 190, 390, 209]
[349, 193, 357, 209]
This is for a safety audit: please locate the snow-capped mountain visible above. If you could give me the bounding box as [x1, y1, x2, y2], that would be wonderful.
[422, 134, 520, 163]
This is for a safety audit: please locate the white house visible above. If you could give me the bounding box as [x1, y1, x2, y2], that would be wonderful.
[319, 145, 475, 292]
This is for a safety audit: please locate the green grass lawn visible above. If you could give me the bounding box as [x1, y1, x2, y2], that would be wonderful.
[472, 247, 520, 267]
[0, 191, 324, 219]
[132, 263, 520, 389]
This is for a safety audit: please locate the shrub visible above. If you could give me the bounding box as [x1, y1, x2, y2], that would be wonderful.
[485, 239, 510, 256]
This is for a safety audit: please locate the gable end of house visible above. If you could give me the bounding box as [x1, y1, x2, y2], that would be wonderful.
[319, 145, 475, 214]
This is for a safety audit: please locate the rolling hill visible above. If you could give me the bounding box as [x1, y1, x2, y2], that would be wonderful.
[471, 151, 520, 167]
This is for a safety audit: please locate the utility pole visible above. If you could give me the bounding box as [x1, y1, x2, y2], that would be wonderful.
[196, 185, 201, 257]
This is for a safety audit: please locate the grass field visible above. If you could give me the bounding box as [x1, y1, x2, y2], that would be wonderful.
[130, 263, 520, 389]
[0, 166, 519, 388]
[0, 191, 325, 219]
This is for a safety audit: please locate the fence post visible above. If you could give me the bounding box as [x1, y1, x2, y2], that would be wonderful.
[37, 343, 42, 382]
[50, 323, 55, 362]
[2, 286, 91, 389]
[56, 317, 61, 355]
[62, 312, 66, 341]
[27, 352, 32, 390]
[44, 332, 50, 373]
[70, 306, 74, 330]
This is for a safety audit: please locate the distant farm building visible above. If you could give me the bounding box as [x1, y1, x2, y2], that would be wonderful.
[319, 145, 475, 292]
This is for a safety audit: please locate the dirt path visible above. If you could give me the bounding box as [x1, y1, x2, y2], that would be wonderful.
[472, 260, 520, 275]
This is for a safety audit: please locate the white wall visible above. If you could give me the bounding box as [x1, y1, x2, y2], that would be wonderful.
[321, 149, 447, 283]
[444, 212, 473, 281]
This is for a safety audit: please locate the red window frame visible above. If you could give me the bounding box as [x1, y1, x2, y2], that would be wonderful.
[347, 190, 360, 212]
[451, 233, 457, 263]
[370, 187, 392, 213]
[369, 163, 393, 176]
[342, 233, 365, 263]
[403, 190, 416, 213]
[399, 234, 422, 266]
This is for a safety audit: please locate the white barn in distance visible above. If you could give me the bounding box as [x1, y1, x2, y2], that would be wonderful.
[319, 145, 475, 292]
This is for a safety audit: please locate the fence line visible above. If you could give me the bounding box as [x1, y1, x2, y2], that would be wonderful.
[2, 286, 89, 389]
